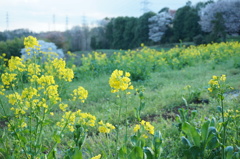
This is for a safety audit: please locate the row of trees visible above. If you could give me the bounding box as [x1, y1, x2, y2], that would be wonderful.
[91, 0, 240, 49]
[0, 0, 240, 52]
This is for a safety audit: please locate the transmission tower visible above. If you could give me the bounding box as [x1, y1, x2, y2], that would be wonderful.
[52, 14, 55, 31]
[82, 15, 87, 27]
[65, 16, 69, 30]
[6, 12, 9, 30]
[141, 0, 150, 14]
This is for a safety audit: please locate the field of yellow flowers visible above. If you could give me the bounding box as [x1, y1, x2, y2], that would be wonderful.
[0, 36, 239, 158]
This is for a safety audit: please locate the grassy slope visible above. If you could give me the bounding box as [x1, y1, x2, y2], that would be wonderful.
[62, 54, 239, 158]
[68, 57, 240, 121]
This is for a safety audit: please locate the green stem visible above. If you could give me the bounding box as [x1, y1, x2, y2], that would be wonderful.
[47, 111, 72, 157]
[115, 99, 122, 159]
[221, 97, 225, 159]
[107, 134, 111, 157]
[29, 103, 32, 157]
[35, 107, 47, 155]
[124, 93, 128, 145]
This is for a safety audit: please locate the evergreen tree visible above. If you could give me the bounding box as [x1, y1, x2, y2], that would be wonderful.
[173, 5, 201, 42]
[134, 12, 156, 47]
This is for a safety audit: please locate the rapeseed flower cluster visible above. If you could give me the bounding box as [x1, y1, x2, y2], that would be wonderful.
[24, 36, 39, 49]
[208, 74, 227, 93]
[79, 41, 240, 77]
[21, 87, 38, 99]
[98, 120, 115, 133]
[45, 85, 61, 104]
[7, 92, 22, 105]
[27, 63, 41, 76]
[46, 58, 74, 82]
[8, 56, 26, 72]
[37, 75, 55, 86]
[77, 112, 96, 127]
[1, 73, 17, 86]
[109, 69, 134, 93]
[133, 120, 155, 138]
[71, 86, 88, 103]
[59, 103, 68, 112]
[56, 110, 96, 132]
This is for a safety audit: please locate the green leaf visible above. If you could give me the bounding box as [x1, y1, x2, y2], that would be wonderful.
[182, 122, 200, 147]
[143, 147, 154, 159]
[190, 110, 197, 119]
[207, 136, 219, 149]
[182, 97, 188, 107]
[19, 135, 27, 143]
[153, 131, 163, 158]
[178, 108, 186, 122]
[217, 106, 222, 112]
[53, 133, 61, 143]
[181, 136, 192, 148]
[131, 135, 138, 146]
[210, 117, 216, 127]
[72, 148, 82, 159]
[201, 120, 210, 145]
[118, 146, 128, 159]
[47, 148, 57, 159]
[153, 131, 163, 149]
[189, 146, 203, 158]
[129, 146, 144, 159]
[225, 146, 234, 159]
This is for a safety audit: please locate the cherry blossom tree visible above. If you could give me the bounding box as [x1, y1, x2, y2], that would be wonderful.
[199, 0, 240, 34]
[148, 10, 173, 42]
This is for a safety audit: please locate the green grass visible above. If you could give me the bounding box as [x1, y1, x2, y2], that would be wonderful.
[60, 56, 240, 125]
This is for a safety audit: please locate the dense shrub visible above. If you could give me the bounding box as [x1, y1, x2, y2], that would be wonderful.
[0, 38, 24, 58]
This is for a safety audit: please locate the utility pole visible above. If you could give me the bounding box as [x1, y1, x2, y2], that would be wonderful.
[141, 0, 150, 14]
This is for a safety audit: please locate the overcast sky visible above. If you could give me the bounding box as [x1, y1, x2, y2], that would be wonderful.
[0, 0, 210, 32]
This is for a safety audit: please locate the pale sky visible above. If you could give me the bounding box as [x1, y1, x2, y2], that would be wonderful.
[0, 0, 210, 33]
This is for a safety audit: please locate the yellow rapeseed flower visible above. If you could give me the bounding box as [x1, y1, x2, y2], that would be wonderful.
[71, 86, 88, 103]
[220, 74, 226, 82]
[1, 73, 17, 86]
[24, 36, 39, 48]
[59, 103, 68, 112]
[139, 120, 155, 135]
[7, 92, 22, 105]
[91, 154, 101, 159]
[8, 56, 26, 72]
[37, 75, 55, 86]
[133, 124, 140, 132]
[98, 120, 115, 133]
[27, 63, 41, 76]
[109, 69, 134, 93]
